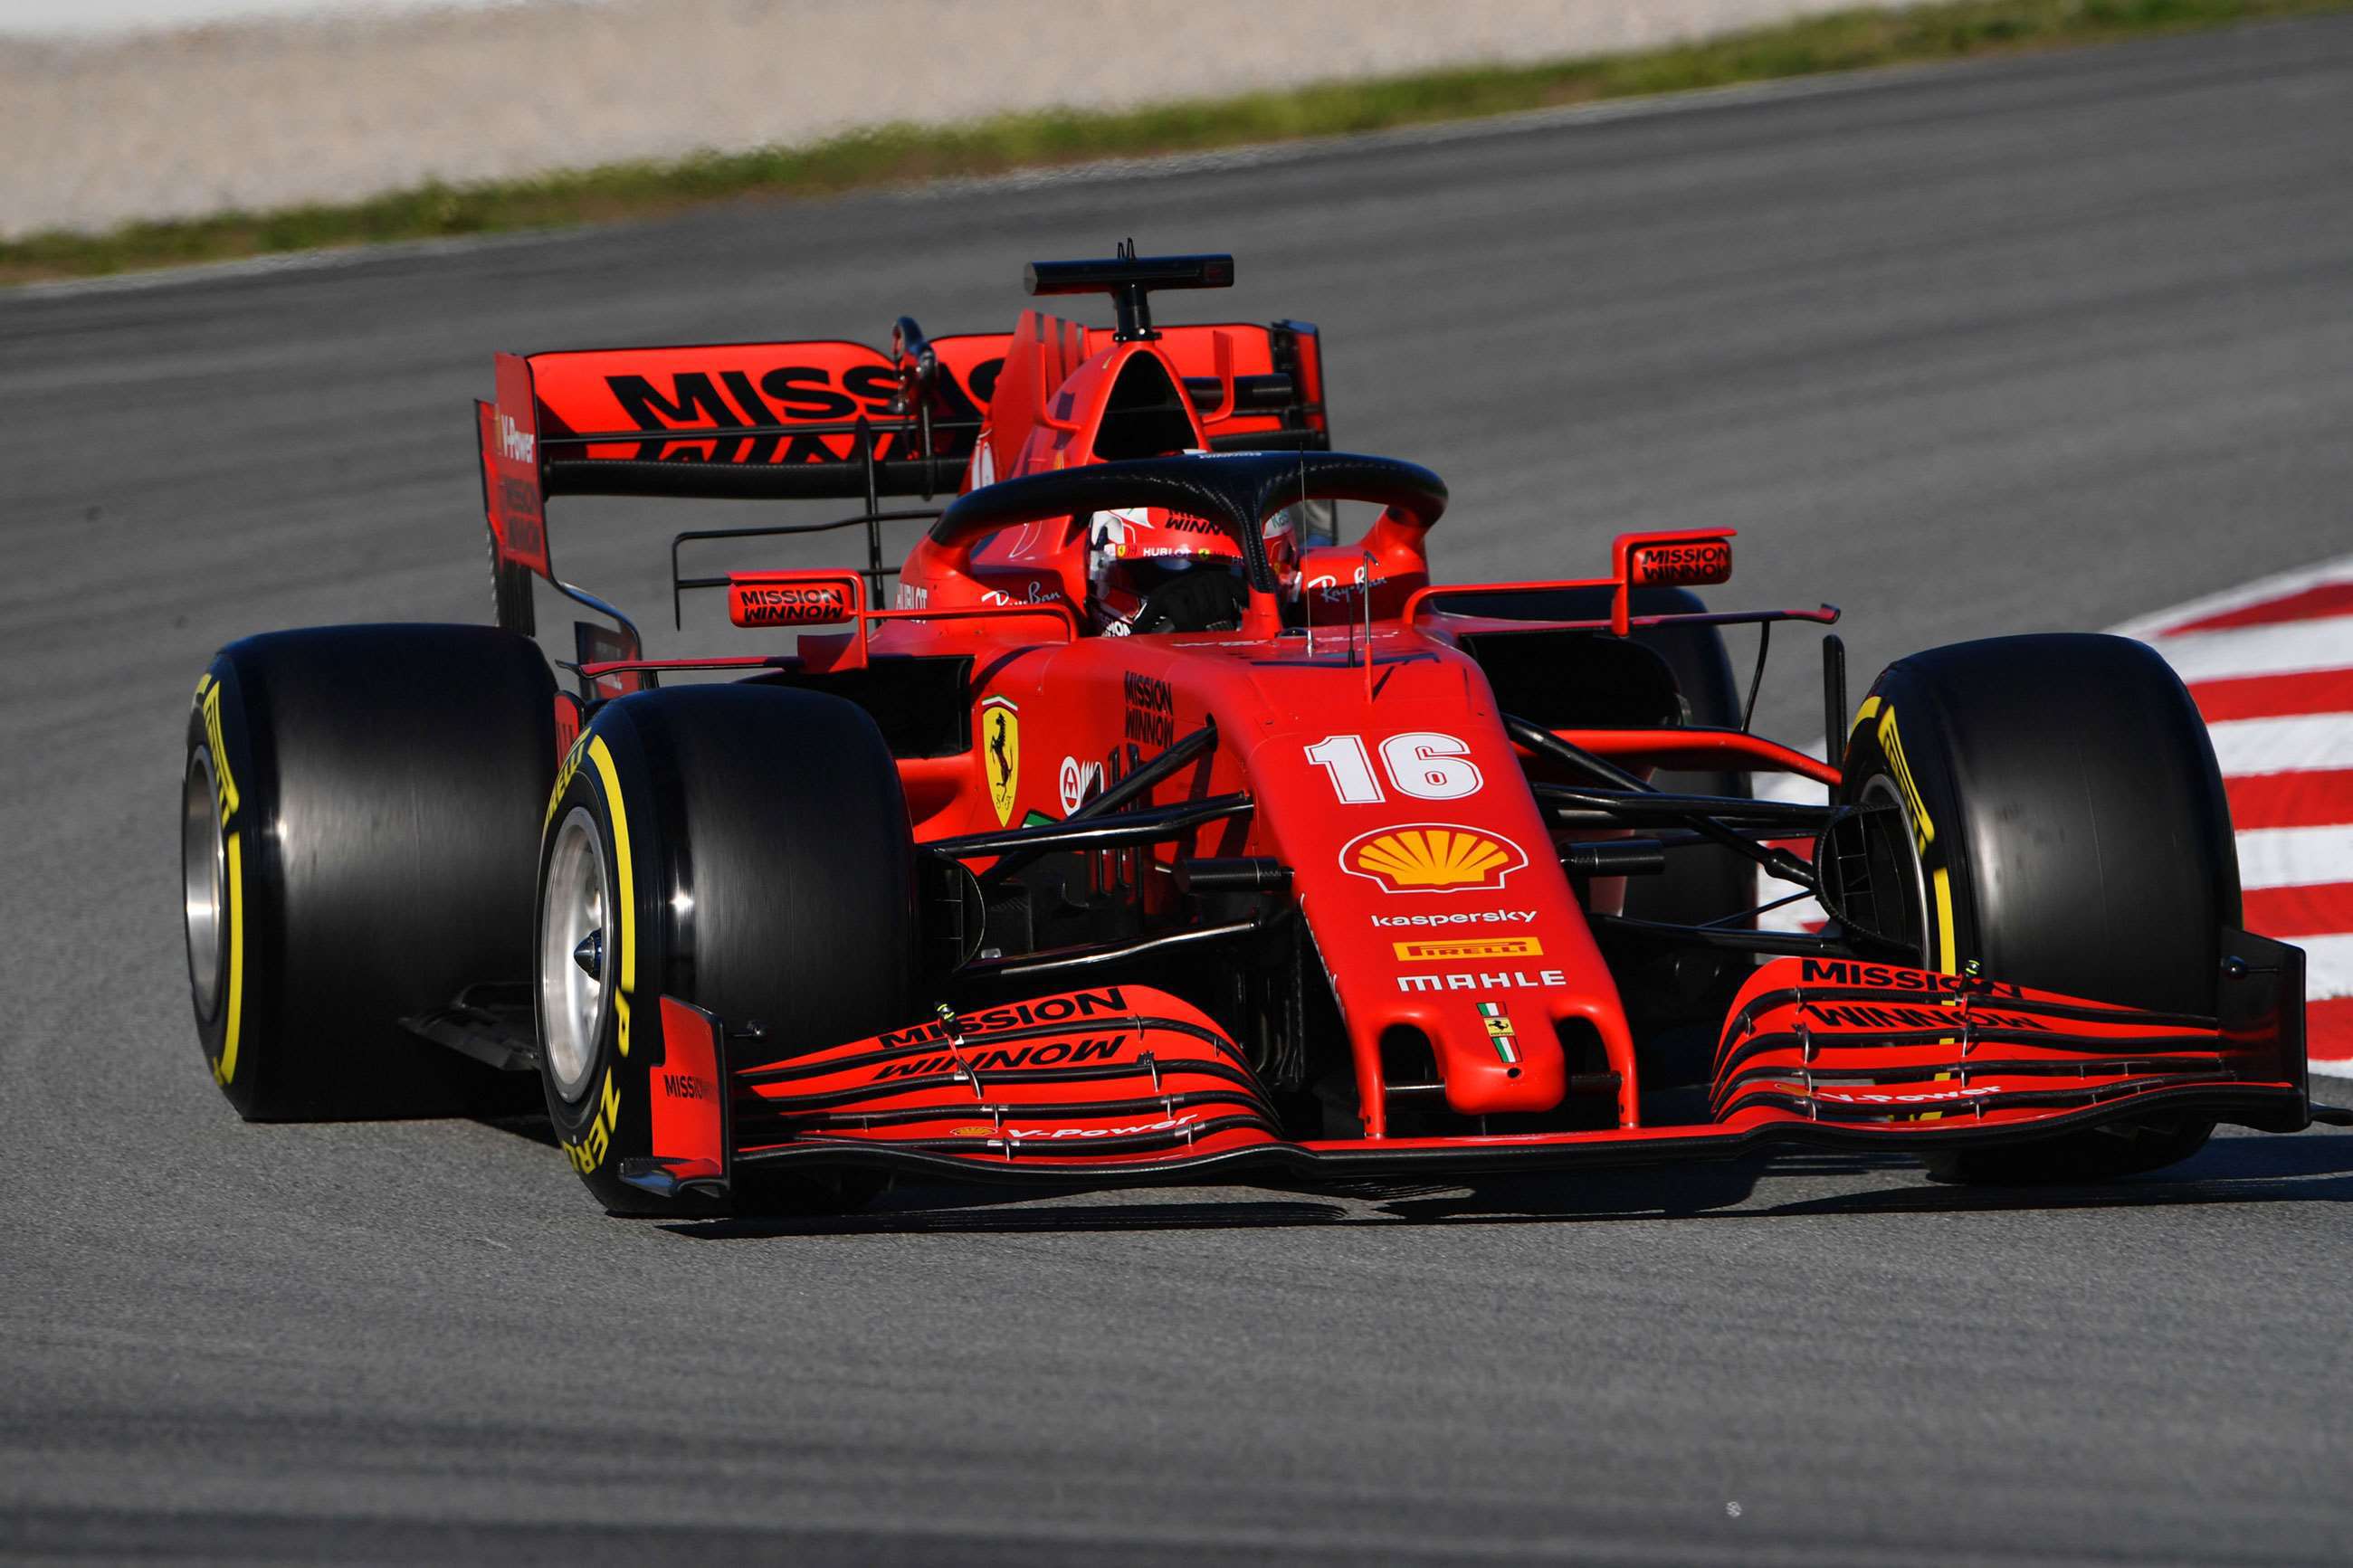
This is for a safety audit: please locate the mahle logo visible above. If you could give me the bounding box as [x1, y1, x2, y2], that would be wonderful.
[1340, 824, 1526, 894]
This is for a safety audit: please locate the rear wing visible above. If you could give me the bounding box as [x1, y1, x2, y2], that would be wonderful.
[476, 318, 1329, 592]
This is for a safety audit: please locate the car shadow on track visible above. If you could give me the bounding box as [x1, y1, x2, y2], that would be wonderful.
[667, 1198, 1367, 1237]
[1369, 1130, 2353, 1226]
[1724, 1127, 2353, 1221]
[655, 1131, 2353, 1239]
[470, 1111, 560, 1148]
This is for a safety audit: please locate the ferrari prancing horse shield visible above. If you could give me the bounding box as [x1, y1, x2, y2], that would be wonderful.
[982, 696, 1020, 826]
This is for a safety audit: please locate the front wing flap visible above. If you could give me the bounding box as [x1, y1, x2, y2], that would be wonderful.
[617, 933, 2309, 1200]
[1708, 937, 2305, 1127]
[729, 984, 1282, 1162]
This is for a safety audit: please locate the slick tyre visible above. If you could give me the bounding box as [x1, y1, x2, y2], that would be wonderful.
[1833, 633, 2239, 1183]
[182, 625, 557, 1120]
[534, 684, 919, 1214]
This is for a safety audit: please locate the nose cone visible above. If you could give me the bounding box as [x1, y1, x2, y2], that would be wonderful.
[1229, 645, 1631, 1129]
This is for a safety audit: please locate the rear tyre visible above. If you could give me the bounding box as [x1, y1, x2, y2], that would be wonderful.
[182, 625, 556, 1120]
[534, 684, 920, 1214]
[1830, 633, 2238, 1183]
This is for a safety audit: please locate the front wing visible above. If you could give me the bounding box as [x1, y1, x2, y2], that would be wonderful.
[620, 930, 2313, 1201]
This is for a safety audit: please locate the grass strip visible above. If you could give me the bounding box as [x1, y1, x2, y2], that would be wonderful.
[7, 0, 2347, 284]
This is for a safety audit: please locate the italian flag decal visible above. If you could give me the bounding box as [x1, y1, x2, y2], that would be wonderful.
[1477, 1001, 1519, 1064]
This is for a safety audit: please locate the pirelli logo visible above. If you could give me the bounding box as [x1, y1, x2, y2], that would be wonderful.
[200, 679, 240, 825]
[1877, 705, 1936, 854]
[1392, 936, 1544, 963]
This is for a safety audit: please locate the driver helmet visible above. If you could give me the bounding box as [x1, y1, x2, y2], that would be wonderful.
[1085, 506, 1298, 635]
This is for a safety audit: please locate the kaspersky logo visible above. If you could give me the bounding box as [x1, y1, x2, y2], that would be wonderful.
[1339, 823, 1527, 894]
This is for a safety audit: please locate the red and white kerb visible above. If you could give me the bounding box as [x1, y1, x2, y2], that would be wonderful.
[2116, 554, 2353, 1073]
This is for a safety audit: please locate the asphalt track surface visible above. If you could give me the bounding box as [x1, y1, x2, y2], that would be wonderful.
[6, 21, 2353, 1565]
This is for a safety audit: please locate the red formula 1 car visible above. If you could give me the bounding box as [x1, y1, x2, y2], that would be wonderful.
[179, 249, 2333, 1212]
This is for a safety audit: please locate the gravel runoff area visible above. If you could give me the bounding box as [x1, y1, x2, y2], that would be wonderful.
[5, 0, 1914, 238]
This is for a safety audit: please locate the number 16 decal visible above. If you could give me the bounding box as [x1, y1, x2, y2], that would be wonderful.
[1303, 732, 1482, 803]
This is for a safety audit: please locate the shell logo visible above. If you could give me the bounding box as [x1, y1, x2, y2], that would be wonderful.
[1339, 823, 1528, 894]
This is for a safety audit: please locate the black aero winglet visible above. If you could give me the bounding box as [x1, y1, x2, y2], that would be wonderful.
[401, 989, 538, 1074]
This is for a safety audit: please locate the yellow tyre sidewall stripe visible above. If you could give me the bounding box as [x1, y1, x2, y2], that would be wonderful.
[562, 731, 638, 1174]
[195, 670, 248, 1088]
[214, 829, 245, 1086]
[1930, 866, 1958, 978]
[1862, 698, 1964, 1120]
[585, 736, 635, 1002]
[1850, 698, 1959, 977]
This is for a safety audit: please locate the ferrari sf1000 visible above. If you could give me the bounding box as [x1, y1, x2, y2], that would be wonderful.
[180, 248, 2333, 1212]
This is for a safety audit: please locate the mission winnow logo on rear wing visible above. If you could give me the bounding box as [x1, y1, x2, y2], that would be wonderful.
[598, 359, 997, 463]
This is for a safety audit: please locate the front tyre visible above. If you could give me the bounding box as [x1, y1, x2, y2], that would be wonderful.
[1831, 633, 2238, 1183]
[534, 684, 920, 1212]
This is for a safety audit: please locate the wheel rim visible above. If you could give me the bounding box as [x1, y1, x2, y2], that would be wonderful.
[1857, 774, 1932, 964]
[539, 807, 611, 1102]
[182, 751, 227, 1022]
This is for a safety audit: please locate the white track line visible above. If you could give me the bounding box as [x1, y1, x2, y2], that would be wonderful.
[2204, 711, 2353, 777]
[2108, 553, 2353, 641]
[2235, 824, 2353, 891]
[2302, 933, 2353, 1002]
[2129, 616, 2353, 684]
[4, 228, 575, 301]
